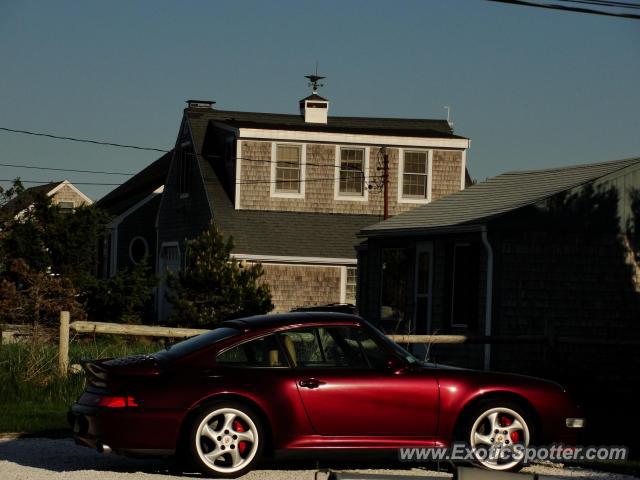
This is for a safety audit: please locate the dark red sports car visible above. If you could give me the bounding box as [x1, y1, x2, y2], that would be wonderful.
[69, 312, 584, 477]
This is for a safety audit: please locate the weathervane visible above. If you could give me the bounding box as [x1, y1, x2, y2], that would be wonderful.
[305, 63, 325, 93]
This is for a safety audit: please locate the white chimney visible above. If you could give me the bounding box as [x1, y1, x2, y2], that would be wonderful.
[300, 94, 329, 124]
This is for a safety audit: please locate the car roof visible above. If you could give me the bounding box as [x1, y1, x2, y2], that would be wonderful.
[222, 312, 363, 331]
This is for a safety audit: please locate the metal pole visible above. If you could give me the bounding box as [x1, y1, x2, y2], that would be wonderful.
[59, 311, 70, 376]
[383, 152, 389, 220]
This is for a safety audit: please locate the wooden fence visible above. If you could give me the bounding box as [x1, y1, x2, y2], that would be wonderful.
[55, 311, 640, 376]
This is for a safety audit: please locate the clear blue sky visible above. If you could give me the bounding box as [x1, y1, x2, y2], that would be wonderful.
[1, 0, 638, 200]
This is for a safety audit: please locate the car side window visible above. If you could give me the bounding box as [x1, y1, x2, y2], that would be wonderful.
[279, 327, 371, 368]
[356, 328, 392, 369]
[216, 335, 288, 368]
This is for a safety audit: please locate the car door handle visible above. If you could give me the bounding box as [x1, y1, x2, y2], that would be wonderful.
[298, 378, 324, 389]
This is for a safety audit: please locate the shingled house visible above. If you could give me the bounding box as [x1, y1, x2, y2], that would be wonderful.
[154, 82, 470, 320]
[1, 179, 92, 217]
[357, 156, 640, 446]
[97, 151, 172, 277]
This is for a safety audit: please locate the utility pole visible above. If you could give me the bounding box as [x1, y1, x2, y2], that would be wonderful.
[381, 147, 389, 220]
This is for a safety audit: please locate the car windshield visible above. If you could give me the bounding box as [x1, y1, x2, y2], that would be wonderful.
[362, 320, 420, 365]
[157, 326, 241, 359]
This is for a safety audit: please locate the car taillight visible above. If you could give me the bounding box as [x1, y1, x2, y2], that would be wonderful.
[97, 396, 139, 408]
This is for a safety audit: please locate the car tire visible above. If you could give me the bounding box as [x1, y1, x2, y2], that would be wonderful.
[188, 401, 264, 478]
[459, 399, 534, 472]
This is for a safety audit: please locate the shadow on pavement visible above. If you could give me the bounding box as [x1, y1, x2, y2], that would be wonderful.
[0, 438, 631, 479]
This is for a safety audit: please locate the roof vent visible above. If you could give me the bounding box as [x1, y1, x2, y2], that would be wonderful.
[299, 71, 329, 124]
[186, 100, 215, 109]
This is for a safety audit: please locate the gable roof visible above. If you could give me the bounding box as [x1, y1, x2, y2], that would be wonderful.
[361, 157, 640, 236]
[1, 181, 64, 215]
[97, 151, 172, 215]
[198, 157, 379, 259]
[186, 108, 464, 139]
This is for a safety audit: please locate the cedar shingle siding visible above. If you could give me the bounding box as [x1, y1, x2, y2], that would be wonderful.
[152, 106, 467, 316]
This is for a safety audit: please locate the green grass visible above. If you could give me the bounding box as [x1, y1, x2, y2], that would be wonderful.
[0, 336, 162, 433]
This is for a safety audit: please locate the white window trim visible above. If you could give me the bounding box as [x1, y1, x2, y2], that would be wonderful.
[398, 148, 432, 204]
[334, 145, 369, 202]
[270, 142, 306, 199]
[128, 236, 149, 264]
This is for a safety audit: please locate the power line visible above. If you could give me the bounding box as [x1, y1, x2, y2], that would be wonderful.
[0, 127, 170, 153]
[487, 0, 640, 18]
[0, 179, 123, 186]
[557, 0, 640, 8]
[0, 162, 135, 176]
[0, 175, 384, 188]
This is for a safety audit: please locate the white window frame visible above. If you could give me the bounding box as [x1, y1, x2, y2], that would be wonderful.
[270, 142, 306, 199]
[334, 145, 369, 202]
[341, 265, 357, 305]
[398, 148, 432, 204]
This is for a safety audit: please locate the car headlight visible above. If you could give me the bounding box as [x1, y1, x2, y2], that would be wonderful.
[566, 417, 586, 428]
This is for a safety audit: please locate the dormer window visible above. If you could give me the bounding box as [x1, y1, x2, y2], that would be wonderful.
[335, 147, 369, 202]
[271, 143, 305, 198]
[399, 149, 432, 204]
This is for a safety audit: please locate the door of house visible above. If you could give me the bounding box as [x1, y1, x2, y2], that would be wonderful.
[413, 242, 433, 335]
[158, 243, 181, 323]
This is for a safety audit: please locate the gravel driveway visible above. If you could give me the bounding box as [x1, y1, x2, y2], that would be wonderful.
[0, 438, 636, 480]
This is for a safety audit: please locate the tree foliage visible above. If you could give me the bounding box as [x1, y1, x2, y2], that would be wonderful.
[0, 258, 85, 326]
[82, 261, 157, 324]
[166, 226, 273, 328]
[0, 178, 157, 324]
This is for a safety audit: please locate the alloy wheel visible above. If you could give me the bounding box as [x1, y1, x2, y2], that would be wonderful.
[195, 407, 259, 474]
[469, 406, 530, 471]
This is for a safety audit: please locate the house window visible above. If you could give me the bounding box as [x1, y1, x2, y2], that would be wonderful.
[402, 150, 429, 199]
[345, 267, 357, 305]
[58, 201, 75, 214]
[450, 243, 480, 329]
[128, 236, 149, 264]
[380, 248, 409, 333]
[275, 144, 302, 193]
[339, 148, 365, 196]
[178, 150, 194, 196]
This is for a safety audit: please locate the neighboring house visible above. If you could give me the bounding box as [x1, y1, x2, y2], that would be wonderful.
[358, 156, 640, 354]
[1, 179, 92, 217]
[155, 82, 470, 320]
[356, 157, 640, 446]
[96, 151, 172, 277]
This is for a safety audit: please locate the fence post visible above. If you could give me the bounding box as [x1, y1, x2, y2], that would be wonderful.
[59, 311, 70, 376]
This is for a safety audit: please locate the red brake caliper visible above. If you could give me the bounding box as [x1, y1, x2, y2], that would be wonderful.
[502, 416, 520, 443]
[233, 420, 247, 455]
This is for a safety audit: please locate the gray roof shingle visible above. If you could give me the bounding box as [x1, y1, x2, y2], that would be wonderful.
[97, 151, 172, 215]
[361, 157, 640, 236]
[198, 157, 380, 258]
[186, 108, 464, 139]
